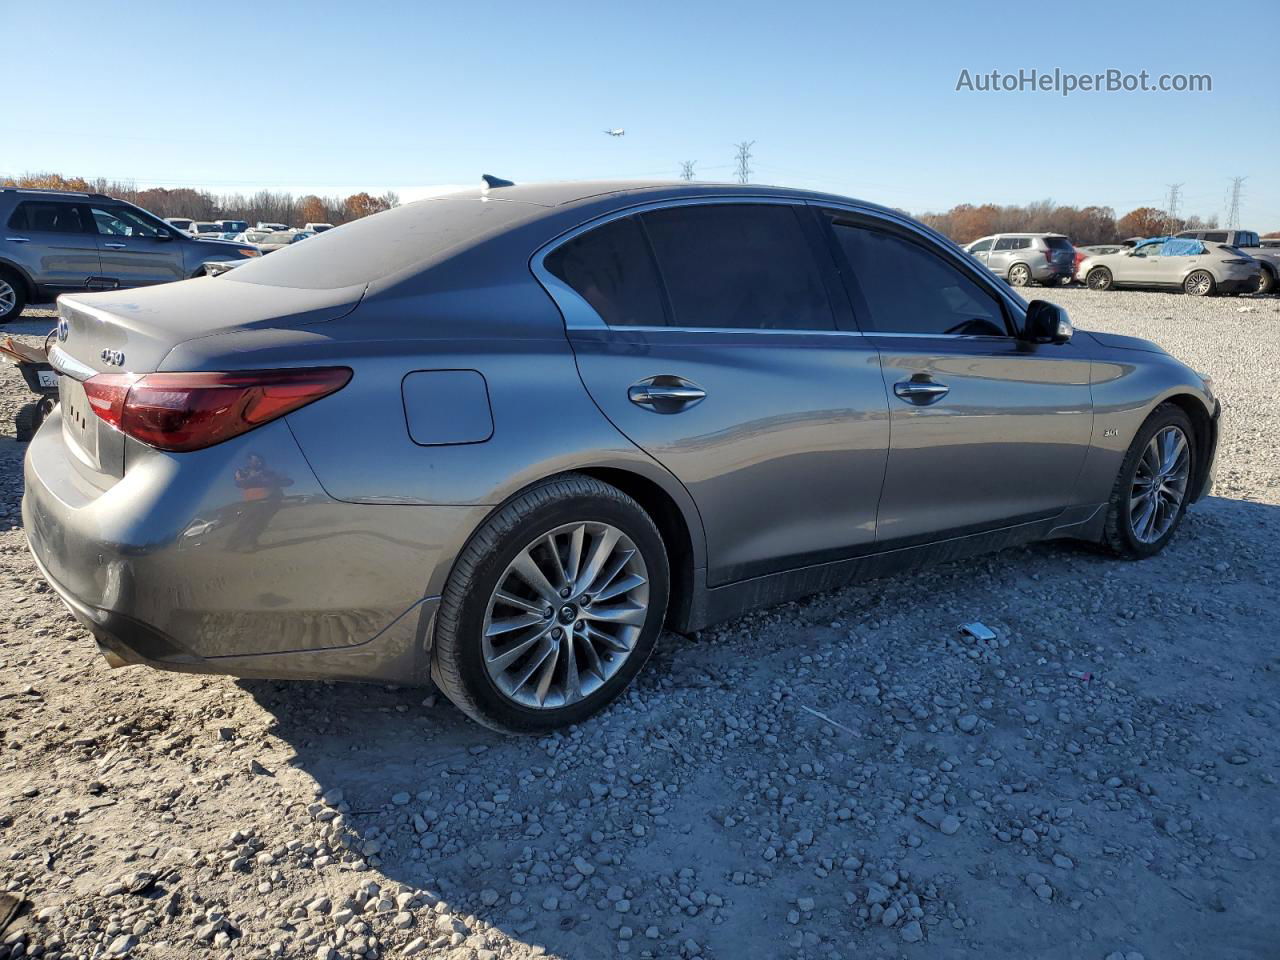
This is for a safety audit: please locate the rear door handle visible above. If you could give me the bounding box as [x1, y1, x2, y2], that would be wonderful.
[628, 377, 707, 412]
[103, 242, 127, 249]
[893, 379, 950, 405]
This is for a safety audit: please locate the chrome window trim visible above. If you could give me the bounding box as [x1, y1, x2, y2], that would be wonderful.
[531, 194, 829, 333]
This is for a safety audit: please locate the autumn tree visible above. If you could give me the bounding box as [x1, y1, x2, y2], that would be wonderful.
[298, 195, 329, 225]
[343, 192, 392, 220]
[1115, 207, 1170, 238]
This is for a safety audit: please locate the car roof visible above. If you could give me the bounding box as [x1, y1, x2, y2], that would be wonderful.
[443, 178, 887, 211]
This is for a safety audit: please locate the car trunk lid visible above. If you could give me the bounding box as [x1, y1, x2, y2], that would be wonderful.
[50, 277, 364, 479]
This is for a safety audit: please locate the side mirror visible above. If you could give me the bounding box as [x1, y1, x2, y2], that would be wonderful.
[154, 230, 173, 241]
[1023, 300, 1073, 345]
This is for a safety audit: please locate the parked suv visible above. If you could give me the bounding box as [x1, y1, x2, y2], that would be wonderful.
[24, 180, 1219, 733]
[965, 233, 1075, 287]
[1175, 229, 1280, 293]
[0, 188, 260, 321]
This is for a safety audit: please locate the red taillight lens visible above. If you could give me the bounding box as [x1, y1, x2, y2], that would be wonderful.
[82, 367, 351, 452]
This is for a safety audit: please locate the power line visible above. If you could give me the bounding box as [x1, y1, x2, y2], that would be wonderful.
[733, 141, 755, 184]
[1225, 176, 1246, 230]
[679, 160, 697, 182]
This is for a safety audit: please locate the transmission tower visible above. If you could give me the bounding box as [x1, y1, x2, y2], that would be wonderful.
[733, 141, 755, 184]
[1162, 183, 1183, 233]
[1225, 176, 1246, 230]
[679, 160, 696, 181]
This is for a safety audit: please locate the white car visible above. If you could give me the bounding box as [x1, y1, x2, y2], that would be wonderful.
[304, 222, 335, 233]
[165, 217, 194, 232]
[1077, 238, 1261, 296]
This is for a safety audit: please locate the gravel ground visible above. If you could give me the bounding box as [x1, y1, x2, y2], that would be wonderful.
[1, 289, 1277, 960]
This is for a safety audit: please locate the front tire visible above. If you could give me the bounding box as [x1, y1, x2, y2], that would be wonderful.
[1257, 267, 1276, 295]
[432, 475, 669, 733]
[1008, 263, 1031, 287]
[1183, 270, 1215, 297]
[1086, 267, 1113, 291]
[1102, 404, 1195, 559]
[0, 269, 26, 323]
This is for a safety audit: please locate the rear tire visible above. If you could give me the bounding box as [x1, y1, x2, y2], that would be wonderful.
[1102, 404, 1196, 559]
[1086, 267, 1112, 291]
[0, 268, 26, 323]
[1257, 267, 1276, 295]
[1183, 270, 1215, 296]
[432, 474, 669, 734]
[1008, 263, 1031, 287]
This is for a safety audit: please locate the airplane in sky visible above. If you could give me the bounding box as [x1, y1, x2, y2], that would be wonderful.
[604, 128, 625, 137]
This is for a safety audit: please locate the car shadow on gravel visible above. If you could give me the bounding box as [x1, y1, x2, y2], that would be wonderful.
[225, 493, 1280, 958]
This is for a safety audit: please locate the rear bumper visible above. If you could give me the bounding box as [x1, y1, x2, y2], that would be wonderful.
[1214, 273, 1260, 294]
[1030, 261, 1072, 281]
[22, 408, 476, 685]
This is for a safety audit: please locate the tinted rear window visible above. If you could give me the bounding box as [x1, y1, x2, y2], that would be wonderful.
[226, 198, 542, 289]
[640, 204, 833, 331]
[545, 216, 666, 327]
[8, 201, 87, 233]
[1043, 236, 1073, 250]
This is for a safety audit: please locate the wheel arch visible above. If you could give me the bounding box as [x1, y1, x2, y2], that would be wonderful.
[1160, 392, 1215, 501]
[575, 466, 700, 633]
[0, 257, 37, 301]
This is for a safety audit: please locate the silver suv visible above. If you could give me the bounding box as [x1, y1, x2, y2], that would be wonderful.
[0, 188, 260, 322]
[965, 233, 1075, 287]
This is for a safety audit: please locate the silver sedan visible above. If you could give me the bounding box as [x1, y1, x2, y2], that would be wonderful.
[24, 180, 1219, 732]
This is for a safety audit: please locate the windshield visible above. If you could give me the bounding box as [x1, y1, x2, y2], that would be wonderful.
[194, 223, 221, 233]
[227, 198, 543, 289]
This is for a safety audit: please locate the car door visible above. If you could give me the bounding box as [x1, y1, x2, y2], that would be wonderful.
[821, 210, 1094, 544]
[1123, 242, 1166, 284]
[986, 236, 1017, 278]
[540, 200, 890, 585]
[88, 204, 185, 287]
[966, 237, 993, 269]
[3, 200, 102, 293]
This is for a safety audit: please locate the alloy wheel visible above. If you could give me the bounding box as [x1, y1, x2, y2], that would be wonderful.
[0, 279, 15, 316]
[1128, 425, 1190, 544]
[1087, 269, 1111, 290]
[482, 521, 650, 709]
[1185, 271, 1212, 296]
[1009, 265, 1030, 286]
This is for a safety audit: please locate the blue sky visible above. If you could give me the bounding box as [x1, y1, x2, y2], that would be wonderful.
[7, 0, 1277, 226]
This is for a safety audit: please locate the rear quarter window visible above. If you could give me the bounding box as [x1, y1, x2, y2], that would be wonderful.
[1043, 237, 1073, 250]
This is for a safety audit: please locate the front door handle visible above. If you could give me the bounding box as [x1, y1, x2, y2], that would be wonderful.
[102, 242, 127, 249]
[893, 378, 950, 405]
[628, 377, 707, 412]
[4, 237, 31, 243]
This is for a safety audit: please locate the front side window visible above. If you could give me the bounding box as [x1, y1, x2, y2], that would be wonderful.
[89, 206, 168, 238]
[8, 201, 88, 233]
[831, 221, 1008, 337]
[544, 216, 666, 327]
[640, 204, 833, 331]
[967, 238, 993, 254]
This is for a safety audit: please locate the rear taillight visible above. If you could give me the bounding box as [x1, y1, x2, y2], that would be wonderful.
[82, 367, 351, 452]
[1220, 257, 1251, 265]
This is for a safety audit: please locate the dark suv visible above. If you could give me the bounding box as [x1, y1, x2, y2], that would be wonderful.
[0, 188, 260, 321]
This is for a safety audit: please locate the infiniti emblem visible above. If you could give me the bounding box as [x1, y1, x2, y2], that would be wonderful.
[56, 319, 69, 342]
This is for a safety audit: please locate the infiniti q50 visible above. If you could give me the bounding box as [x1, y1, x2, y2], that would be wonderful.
[23, 179, 1219, 732]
